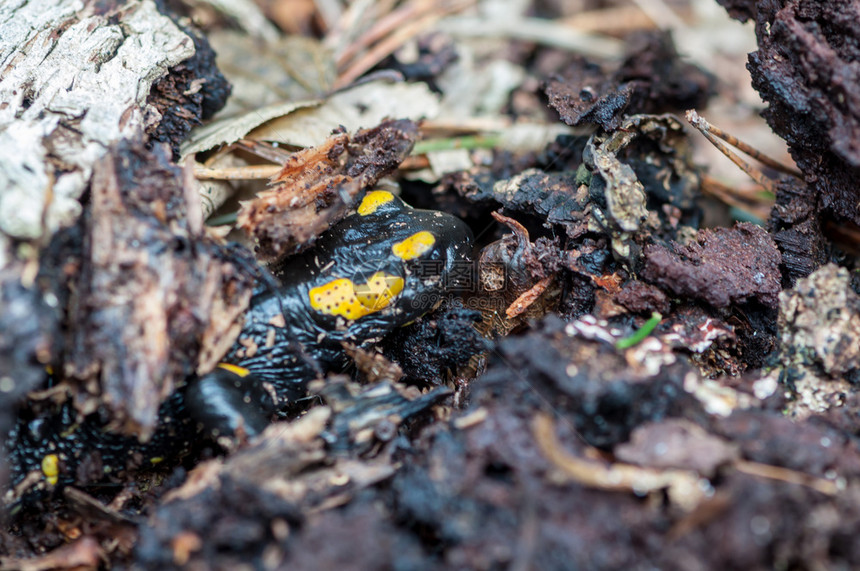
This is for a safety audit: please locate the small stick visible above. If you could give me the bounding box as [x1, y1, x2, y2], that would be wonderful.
[234, 139, 294, 164]
[335, 0, 433, 70]
[561, 6, 656, 35]
[735, 460, 839, 496]
[420, 116, 511, 134]
[335, 12, 439, 89]
[194, 164, 283, 181]
[686, 112, 777, 194]
[686, 110, 802, 178]
[334, 0, 474, 89]
[532, 413, 704, 510]
[398, 155, 430, 170]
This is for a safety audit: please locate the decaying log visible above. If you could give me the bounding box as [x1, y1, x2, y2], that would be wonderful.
[0, 0, 195, 242]
[0, 0, 248, 439]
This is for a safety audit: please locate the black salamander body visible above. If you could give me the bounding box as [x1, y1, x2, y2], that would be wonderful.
[187, 191, 473, 434]
[6, 192, 473, 500]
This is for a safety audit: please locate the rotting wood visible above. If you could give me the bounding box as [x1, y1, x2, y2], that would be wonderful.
[0, 0, 195, 242]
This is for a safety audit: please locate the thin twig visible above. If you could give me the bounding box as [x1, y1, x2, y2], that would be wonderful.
[561, 6, 656, 35]
[735, 460, 839, 496]
[206, 212, 238, 227]
[398, 155, 431, 170]
[532, 414, 705, 510]
[336, 0, 435, 70]
[420, 116, 511, 134]
[686, 110, 802, 179]
[442, 16, 624, 59]
[687, 111, 777, 194]
[334, 0, 474, 89]
[194, 164, 283, 181]
[335, 13, 439, 88]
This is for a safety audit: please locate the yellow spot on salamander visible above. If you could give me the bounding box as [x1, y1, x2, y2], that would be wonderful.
[392, 231, 436, 260]
[309, 272, 404, 319]
[150, 457, 164, 464]
[355, 273, 405, 311]
[357, 190, 394, 216]
[41, 454, 59, 486]
[218, 363, 251, 377]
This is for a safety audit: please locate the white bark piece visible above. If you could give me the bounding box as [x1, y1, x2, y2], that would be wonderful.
[0, 0, 195, 241]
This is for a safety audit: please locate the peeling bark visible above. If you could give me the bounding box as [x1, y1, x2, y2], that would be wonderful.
[63, 141, 252, 438]
[0, 0, 195, 241]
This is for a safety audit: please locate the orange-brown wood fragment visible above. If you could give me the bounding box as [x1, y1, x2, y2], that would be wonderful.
[237, 119, 418, 260]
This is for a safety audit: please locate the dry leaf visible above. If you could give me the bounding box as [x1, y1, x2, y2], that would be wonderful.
[182, 80, 438, 157]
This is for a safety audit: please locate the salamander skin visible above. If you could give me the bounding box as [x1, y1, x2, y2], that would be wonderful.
[7, 391, 197, 498]
[236, 192, 470, 386]
[187, 191, 474, 434]
[6, 192, 473, 499]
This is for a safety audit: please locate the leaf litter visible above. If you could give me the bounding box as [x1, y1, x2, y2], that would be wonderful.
[3, 1, 860, 569]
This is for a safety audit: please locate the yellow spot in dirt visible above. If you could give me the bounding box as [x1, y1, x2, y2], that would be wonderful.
[41, 454, 59, 486]
[218, 363, 251, 377]
[392, 231, 436, 260]
[357, 190, 395, 216]
[309, 272, 404, 319]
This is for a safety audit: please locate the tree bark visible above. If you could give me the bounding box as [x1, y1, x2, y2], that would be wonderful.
[0, 0, 195, 245]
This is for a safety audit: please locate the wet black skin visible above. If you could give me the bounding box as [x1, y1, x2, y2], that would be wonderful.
[6, 195, 473, 500]
[187, 193, 473, 434]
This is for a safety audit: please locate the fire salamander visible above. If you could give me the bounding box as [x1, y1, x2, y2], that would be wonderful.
[6, 191, 473, 504]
